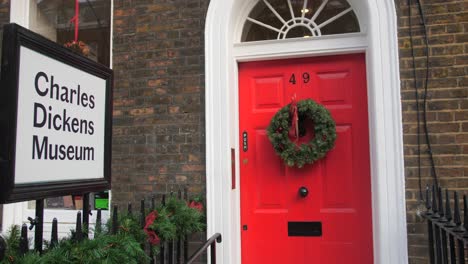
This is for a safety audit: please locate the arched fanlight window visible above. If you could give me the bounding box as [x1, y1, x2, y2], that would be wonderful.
[242, 0, 360, 42]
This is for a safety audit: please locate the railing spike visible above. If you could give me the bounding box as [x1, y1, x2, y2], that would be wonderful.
[453, 192, 464, 233]
[140, 199, 146, 228]
[184, 187, 189, 262]
[457, 239, 465, 264]
[432, 185, 440, 218]
[19, 224, 28, 255]
[162, 194, 166, 206]
[95, 209, 102, 235]
[426, 185, 433, 215]
[51, 218, 58, 248]
[75, 211, 83, 242]
[112, 205, 119, 235]
[151, 195, 155, 210]
[444, 190, 455, 227]
[160, 242, 166, 264]
[438, 187, 447, 222]
[463, 195, 468, 238]
[82, 193, 90, 239]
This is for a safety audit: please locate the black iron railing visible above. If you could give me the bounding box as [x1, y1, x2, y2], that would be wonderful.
[423, 185, 468, 264]
[0, 190, 221, 264]
[186, 233, 222, 264]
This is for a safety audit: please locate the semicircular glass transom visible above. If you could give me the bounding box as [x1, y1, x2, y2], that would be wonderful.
[242, 0, 360, 42]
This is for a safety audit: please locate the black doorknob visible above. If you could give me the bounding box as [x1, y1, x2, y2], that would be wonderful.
[299, 186, 309, 198]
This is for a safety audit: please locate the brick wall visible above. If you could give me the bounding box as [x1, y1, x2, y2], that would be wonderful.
[112, 0, 209, 211]
[395, 0, 467, 263]
[112, 2, 209, 259]
[112, 0, 467, 263]
[0, 0, 9, 232]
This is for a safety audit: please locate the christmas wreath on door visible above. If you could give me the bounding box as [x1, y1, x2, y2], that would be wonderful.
[266, 97, 337, 168]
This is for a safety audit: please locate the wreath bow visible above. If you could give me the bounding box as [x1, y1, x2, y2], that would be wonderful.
[288, 95, 299, 141]
[144, 211, 161, 245]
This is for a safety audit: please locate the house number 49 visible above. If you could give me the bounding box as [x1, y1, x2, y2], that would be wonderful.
[289, 73, 310, 85]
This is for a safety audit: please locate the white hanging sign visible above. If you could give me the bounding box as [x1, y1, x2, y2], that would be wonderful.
[0, 23, 113, 203]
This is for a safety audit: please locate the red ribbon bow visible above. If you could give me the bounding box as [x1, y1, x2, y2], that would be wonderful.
[144, 211, 161, 245]
[288, 94, 299, 141]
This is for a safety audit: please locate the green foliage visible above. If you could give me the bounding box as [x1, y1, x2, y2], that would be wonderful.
[143, 196, 206, 243]
[1, 230, 148, 264]
[0, 196, 206, 264]
[267, 99, 337, 168]
[4, 226, 21, 257]
[105, 212, 146, 243]
[1, 225, 27, 264]
[9, 252, 41, 264]
[160, 197, 205, 237]
[151, 207, 177, 241]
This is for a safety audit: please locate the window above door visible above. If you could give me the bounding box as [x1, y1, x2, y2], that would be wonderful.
[242, 0, 360, 42]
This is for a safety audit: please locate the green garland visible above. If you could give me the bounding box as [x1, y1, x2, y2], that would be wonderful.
[0, 226, 149, 264]
[1, 196, 206, 264]
[266, 99, 337, 168]
[143, 196, 205, 248]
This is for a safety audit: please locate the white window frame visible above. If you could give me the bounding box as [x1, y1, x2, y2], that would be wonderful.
[205, 0, 408, 263]
[244, 0, 359, 40]
[2, 0, 113, 238]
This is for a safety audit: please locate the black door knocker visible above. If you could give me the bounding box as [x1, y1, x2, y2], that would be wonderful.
[298, 186, 309, 198]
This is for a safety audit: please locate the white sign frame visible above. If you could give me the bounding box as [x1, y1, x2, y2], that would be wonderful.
[0, 23, 113, 203]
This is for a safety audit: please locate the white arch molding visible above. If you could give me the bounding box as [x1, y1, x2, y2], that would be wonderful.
[204, 1, 408, 263]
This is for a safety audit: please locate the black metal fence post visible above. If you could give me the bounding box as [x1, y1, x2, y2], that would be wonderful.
[112, 205, 118, 235]
[438, 188, 449, 264]
[453, 191, 465, 264]
[96, 209, 102, 235]
[34, 199, 44, 253]
[461, 195, 468, 264]
[177, 189, 182, 264]
[453, 192, 464, 233]
[425, 186, 435, 264]
[423, 187, 468, 264]
[427, 216, 435, 264]
[184, 188, 189, 263]
[140, 199, 145, 228]
[19, 224, 28, 255]
[141, 198, 155, 264]
[51, 218, 58, 248]
[444, 190, 456, 264]
[210, 240, 216, 263]
[0, 234, 6, 261]
[75, 211, 83, 242]
[434, 187, 442, 264]
[83, 193, 90, 238]
[463, 195, 468, 238]
[160, 194, 166, 264]
[169, 237, 174, 262]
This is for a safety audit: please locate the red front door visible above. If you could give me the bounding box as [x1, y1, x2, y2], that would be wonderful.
[239, 54, 373, 264]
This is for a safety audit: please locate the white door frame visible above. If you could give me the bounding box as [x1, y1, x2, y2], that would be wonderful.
[205, 1, 408, 264]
